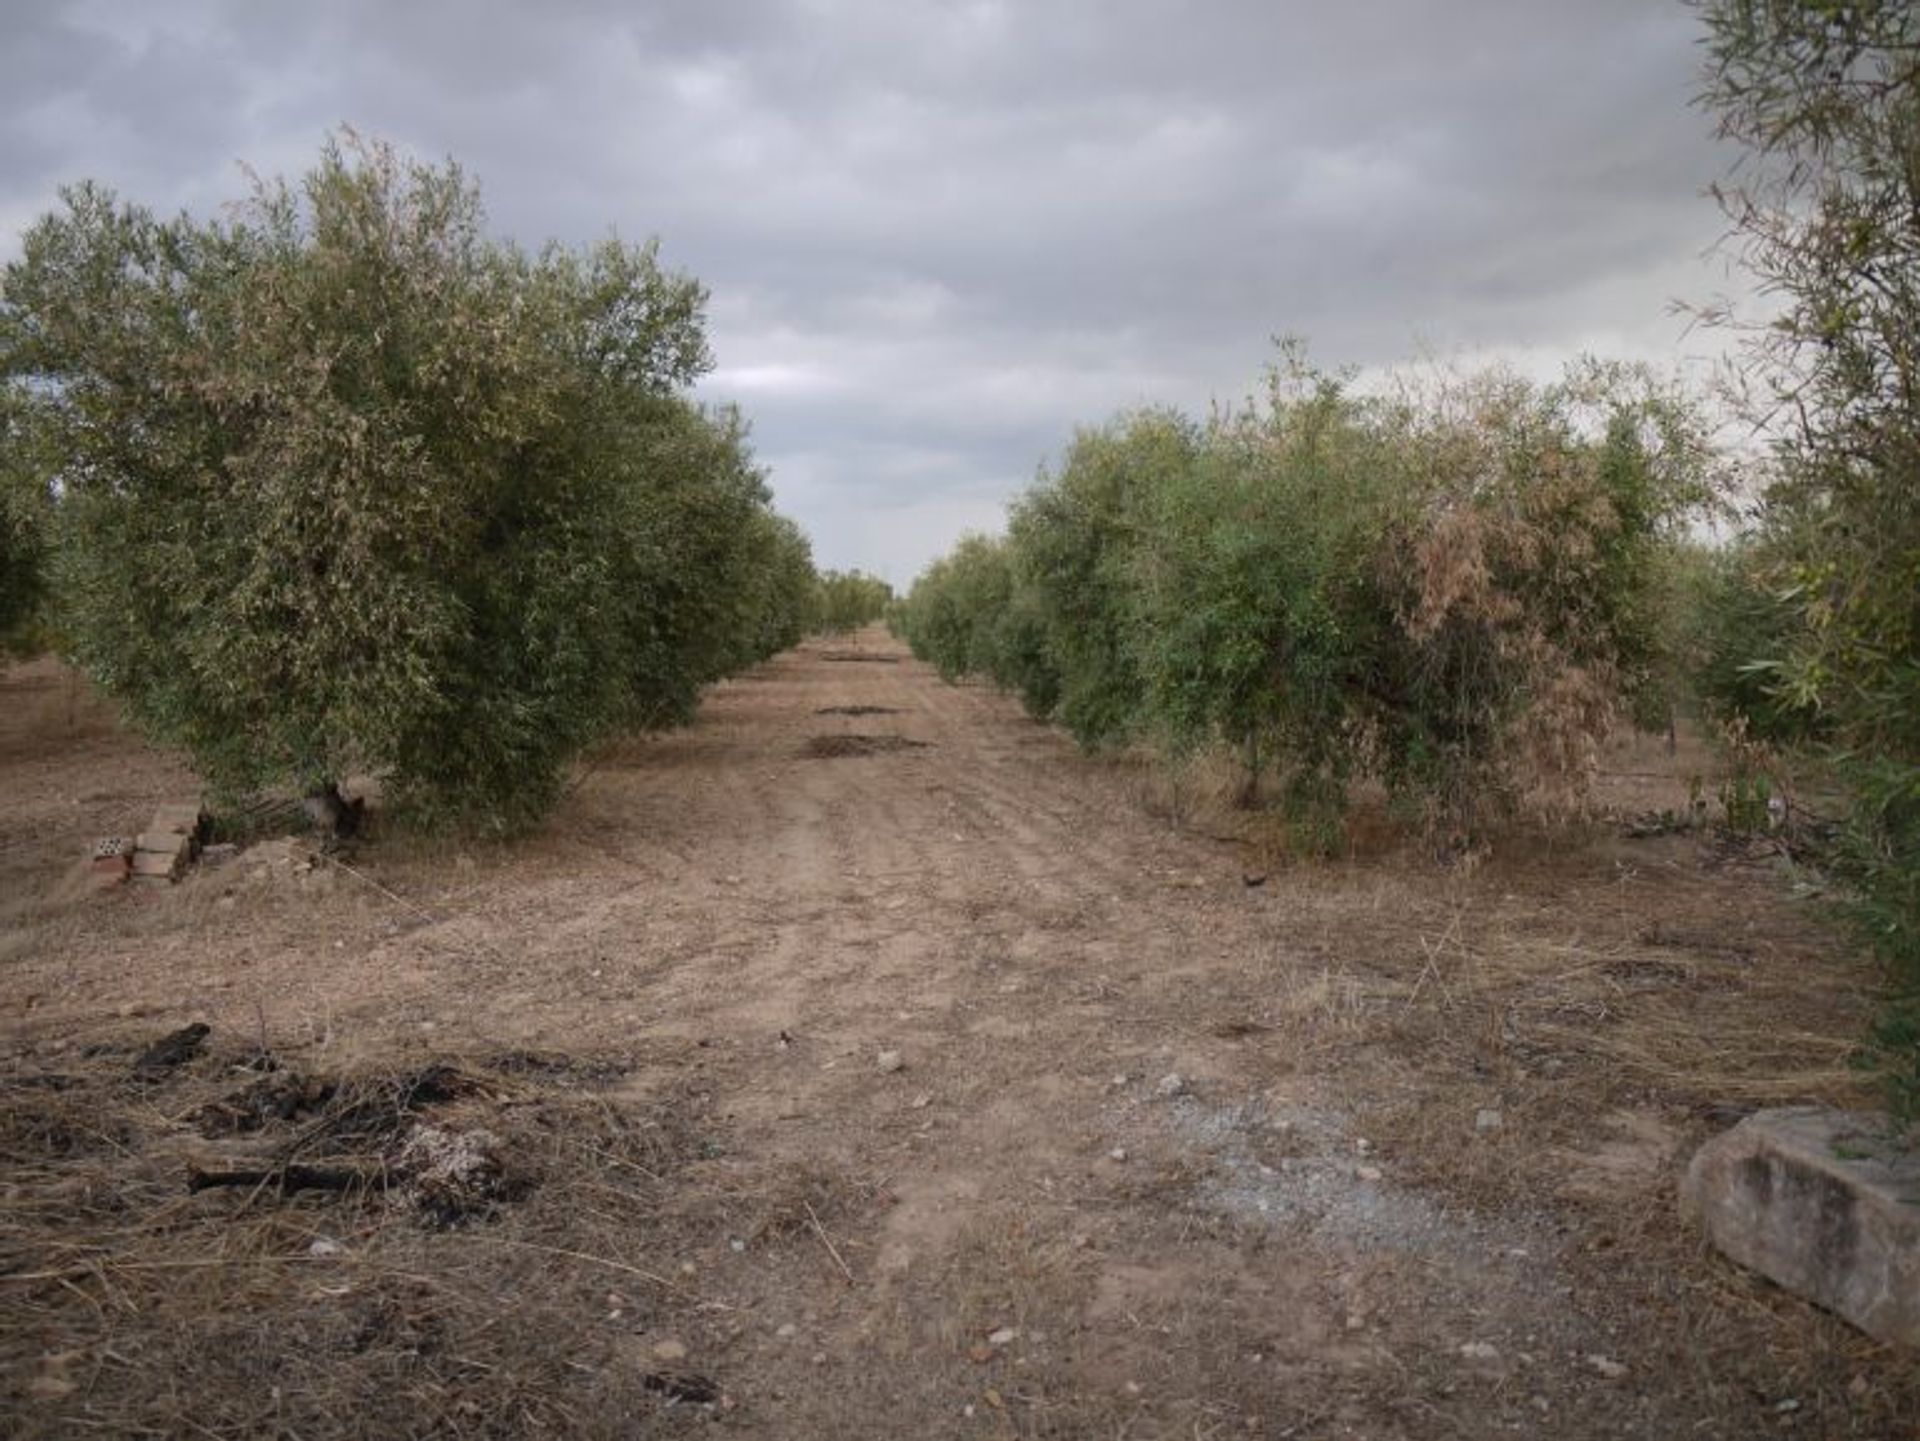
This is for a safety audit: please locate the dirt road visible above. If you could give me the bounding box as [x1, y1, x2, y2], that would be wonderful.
[2, 631, 1908, 1437]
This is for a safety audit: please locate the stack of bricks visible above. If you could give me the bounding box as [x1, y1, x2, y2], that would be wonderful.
[126, 804, 210, 886]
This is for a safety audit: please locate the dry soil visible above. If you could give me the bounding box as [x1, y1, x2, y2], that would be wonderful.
[1, 629, 1912, 1439]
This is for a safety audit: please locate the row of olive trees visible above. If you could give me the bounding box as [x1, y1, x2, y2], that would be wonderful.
[0, 135, 817, 833]
[897, 351, 1714, 845]
[813, 569, 893, 634]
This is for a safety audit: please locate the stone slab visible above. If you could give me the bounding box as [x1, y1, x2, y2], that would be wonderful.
[1683, 1107, 1920, 1347]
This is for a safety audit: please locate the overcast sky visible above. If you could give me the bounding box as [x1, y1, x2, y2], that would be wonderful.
[2, 0, 1745, 583]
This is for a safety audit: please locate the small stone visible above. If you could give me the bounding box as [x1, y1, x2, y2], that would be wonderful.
[1357, 1165, 1383, 1183]
[910, 1092, 932, 1108]
[1459, 1341, 1500, 1361]
[1108, 1147, 1128, 1163]
[776, 1323, 797, 1339]
[811, 1352, 827, 1365]
[987, 1327, 1018, 1346]
[1354, 1137, 1372, 1154]
[1476, 1108, 1504, 1133]
[308, 1237, 344, 1258]
[1345, 1313, 1365, 1331]
[651, 1339, 688, 1363]
[679, 1261, 697, 1276]
[1585, 1354, 1628, 1380]
[1155, 1073, 1186, 1099]
[729, 1238, 746, 1253]
[877, 1050, 904, 1074]
[1775, 1399, 1800, 1414]
[1110, 1074, 1128, 1088]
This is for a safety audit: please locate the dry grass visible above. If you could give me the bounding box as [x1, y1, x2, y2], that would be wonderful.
[0, 1029, 866, 1437]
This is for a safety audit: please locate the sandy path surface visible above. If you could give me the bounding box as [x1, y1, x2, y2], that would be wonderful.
[3, 631, 1907, 1438]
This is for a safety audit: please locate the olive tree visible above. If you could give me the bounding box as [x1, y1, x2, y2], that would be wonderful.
[1, 134, 807, 831]
[1698, 0, 1920, 1114]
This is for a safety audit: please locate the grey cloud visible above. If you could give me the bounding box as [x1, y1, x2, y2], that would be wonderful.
[1, 0, 1743, 580]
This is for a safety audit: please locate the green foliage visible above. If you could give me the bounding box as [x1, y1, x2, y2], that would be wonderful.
[1009, 410, 1191, 748]
[0, 388, 53, 656]
[896, 534, 1014, 681]
[1127, 365, 1392, 816]
[898, 349, 1710, 843]
[1685, 536, 1827, 744]
[0, 133, 812, 832]
[1698, 0, 1920, 1120]
[813, 569, 893, 633]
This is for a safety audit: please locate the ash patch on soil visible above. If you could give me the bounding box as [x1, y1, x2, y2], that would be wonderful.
[804, 733, 929, 758]
[1165, 1090, 1557, 1264]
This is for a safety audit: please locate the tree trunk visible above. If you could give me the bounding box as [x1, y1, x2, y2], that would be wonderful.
[1238, 731, 1262, 810]
[302, 781, 365, 841]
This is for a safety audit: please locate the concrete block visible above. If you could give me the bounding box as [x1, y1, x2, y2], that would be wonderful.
[135, 831, 193, 862]
[1683, 1107, 1920, 1347]
[129, 847, 185, 881]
